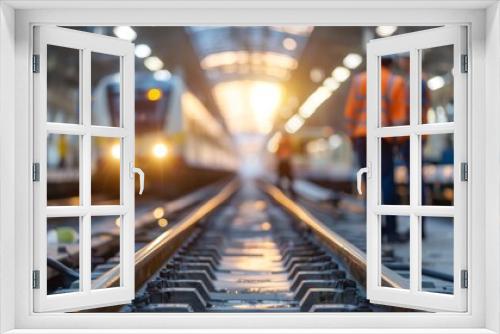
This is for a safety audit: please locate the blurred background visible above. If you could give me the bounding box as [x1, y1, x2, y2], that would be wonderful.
[46, 26, 456, 296]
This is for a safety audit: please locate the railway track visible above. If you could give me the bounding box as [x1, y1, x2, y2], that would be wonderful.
[88, 179, 406, 312]
[47, 179, 232, 294]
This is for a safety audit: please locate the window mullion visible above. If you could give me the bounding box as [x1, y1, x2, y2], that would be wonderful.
[409, 48, 421, 293]
[81, 48, 92, 293]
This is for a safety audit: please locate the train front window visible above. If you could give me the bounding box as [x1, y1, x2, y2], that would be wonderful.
[108, 84, 171, 134]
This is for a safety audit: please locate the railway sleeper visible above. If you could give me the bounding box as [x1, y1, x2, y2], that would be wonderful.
[284, 255, 334, 271]
[174, 253, 220, 266]
[165, 262, 217, 280]
[294, 279, 357, 301]
[158, 269, 216, 291]
[178, 248, 222, 261]
[144, 287, 208, 312]
[290, 270, 347, 291]
[299, 288, 359, 312]
[129, 303, 194, 313]
[171, 256, 219, 271]
[278, 240, 318, 251]
[288, 262, 339, 280]
[282, 250, 326, 265]
[145, 279, 211, 301]
[310, 304, 369, 312]
[173, 254, 220, 270]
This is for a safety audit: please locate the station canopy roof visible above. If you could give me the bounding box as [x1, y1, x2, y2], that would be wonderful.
[187, 26, 313, 135]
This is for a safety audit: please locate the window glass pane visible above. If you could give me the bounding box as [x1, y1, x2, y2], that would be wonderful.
[379, 53, 409, 127]
[380, 215, 410, 289]
[91, 52, 121, 127]
[47, 45, 80, 124]
[421, 134, 454, 206]
[421, 45, 454, 124]
[421, 216, 454, 294]
[47, 134, 80, 206]
[380, 137, 410, 205]
[91, 137, 121, 205]
[47, 217, 80, 295]
[91, 216, 121, 288]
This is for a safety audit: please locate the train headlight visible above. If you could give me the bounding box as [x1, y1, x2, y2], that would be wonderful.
[152, 143, 168, 159]
[111, 143, 121, 160]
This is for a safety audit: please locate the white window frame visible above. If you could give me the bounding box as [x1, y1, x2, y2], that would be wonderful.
[365, 26, 468, 312]
[33, 26, 136, 312]
[0, 1, 498, 333]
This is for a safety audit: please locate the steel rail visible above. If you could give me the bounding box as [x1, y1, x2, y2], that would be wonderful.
[262, 182, 405, 289]
[92, 179, 239, 291]
[48, 179, 230, 283]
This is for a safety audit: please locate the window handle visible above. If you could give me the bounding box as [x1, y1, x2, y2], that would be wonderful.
[356, 163, 371, 195]
[130, 162, 145, 195]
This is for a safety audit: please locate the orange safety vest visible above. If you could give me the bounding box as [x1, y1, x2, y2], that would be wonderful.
[344, 67, 408, 138]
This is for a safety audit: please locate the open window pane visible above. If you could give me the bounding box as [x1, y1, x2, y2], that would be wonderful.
[91, 52, 121, 127]
[421, 45, 454, 124]
[367, 26, 466, 312]
[91, 216, 121, 288]
[47, 45, 80, 124]
[47, 134, 80, 206]
[421, 216, 454, 294]
[91, 137, 121, 205]
[47, 217, 80, 295]
[380, 215, 410, 289]
[379, 53, 409, 128]
[35, 26, 135, 312]
[421, 134, 454, 206]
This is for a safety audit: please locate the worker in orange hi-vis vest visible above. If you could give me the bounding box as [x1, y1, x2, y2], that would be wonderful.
[344, 56, 408, 242]
[276, 133, 296, 198]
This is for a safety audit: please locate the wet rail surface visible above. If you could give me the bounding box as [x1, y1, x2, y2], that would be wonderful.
[111, 182, 380, 312]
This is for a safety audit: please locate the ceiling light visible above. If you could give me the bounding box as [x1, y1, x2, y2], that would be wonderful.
[113, 26, 137, 41]
[427, 76, 445, 91]
[144, 56, 164, 71]
[134, 44, 151, 58]
[309, 68, 325, 83]
[267, 132, 283, 153]
[154, 69, 171, 81]
[282, 37, 297, 51]
[272, 26, 314, 36]
[249, 82, 282, 129]
[376, 26, 397, 37]
[285, 114, 305, 134]
[111, 143, 120, 160]
[298, 87, 332, 119]
[331, 66, 351, 83]
[153, 207, 165, 219]
[157, 218, 168, 228]
[152, 143, 168, 159]
[343, 53, 363, 69]
[329, 134, 343, 150]
[323, 77, 340, 92]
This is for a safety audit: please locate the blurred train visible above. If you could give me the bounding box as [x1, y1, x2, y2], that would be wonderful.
[89, 71, 238, 198]
[47, 70, 237, 201]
